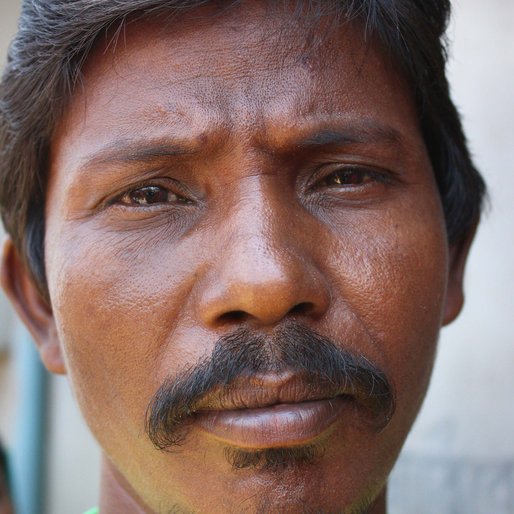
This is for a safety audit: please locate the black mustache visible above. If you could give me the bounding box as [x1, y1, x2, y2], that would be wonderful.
[145, 322, 395, 450]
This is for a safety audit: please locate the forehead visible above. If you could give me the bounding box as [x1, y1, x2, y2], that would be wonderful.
[51, 2, 423, 169]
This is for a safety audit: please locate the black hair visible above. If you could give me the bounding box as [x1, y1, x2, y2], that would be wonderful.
[0, 0, 486, 298]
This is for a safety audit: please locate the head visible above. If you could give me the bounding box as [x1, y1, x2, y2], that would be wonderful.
[0, 0, 485, 512]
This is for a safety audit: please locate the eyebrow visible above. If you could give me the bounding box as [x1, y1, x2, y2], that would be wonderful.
[292, 124, 405, 151]
[77, 140, 199, 174]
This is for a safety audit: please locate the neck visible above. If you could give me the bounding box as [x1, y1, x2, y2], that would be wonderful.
[99, 457, 151, 514]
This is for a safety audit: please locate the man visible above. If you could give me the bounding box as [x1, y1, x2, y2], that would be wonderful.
[0, 0, 485, 512]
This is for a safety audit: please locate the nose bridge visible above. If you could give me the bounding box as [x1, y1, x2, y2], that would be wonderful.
[196, 175, 330, 327]
[230, 175, 293, 263]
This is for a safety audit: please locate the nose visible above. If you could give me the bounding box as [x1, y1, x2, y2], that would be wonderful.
[195, 179, 331, 328]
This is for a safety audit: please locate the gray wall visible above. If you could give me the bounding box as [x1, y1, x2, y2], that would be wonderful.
[0, 1, 513, 513]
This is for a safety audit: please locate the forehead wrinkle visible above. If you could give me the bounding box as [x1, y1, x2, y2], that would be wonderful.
[71, 8, 379, 144]
[81, 4, 347, 110]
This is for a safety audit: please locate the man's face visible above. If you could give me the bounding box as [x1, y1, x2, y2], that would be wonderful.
[20, 2, 463, 512]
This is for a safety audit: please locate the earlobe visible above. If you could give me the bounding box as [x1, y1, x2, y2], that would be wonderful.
[442, 222, 479, 326]
[0, 238, 66, 374]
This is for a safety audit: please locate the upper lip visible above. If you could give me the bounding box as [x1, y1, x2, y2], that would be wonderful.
[193, 371, 350, 411]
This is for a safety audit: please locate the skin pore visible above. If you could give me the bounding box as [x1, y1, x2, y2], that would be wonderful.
[0, 1, 472, 513]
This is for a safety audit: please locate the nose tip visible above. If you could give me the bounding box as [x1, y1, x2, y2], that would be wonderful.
[196, 252, 331, 329]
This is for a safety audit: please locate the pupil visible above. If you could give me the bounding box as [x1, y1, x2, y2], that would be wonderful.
[132, 186, 166, 204]
[345, 171, 362, 184]
[334, 170, 363, 185]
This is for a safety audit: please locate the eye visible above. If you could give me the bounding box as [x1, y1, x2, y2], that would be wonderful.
[118, 185, 191, 207]
[318, 167, 386, 188]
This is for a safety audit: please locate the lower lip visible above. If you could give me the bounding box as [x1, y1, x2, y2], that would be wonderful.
[195, 397, 349, 448]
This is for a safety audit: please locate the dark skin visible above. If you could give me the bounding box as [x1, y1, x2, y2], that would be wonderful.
[0, 2, 474, 513]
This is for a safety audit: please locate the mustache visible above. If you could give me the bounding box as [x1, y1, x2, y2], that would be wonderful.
[145, 322, 395, 451]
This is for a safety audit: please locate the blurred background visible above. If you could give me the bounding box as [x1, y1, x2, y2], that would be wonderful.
[0, 0, 513, 513]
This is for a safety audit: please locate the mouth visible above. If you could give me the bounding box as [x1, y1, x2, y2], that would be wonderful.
[195, 397, 350, 448]
[146, 340, 395, 452]
[193, 372, 353, 448]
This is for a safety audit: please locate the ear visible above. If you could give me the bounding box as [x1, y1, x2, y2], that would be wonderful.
[442, 222, 479, 326]
[1, 238, 66, 374]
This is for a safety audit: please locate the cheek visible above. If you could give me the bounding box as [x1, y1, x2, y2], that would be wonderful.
[324, 196, 448, 418]
[45, 223, 208, 439]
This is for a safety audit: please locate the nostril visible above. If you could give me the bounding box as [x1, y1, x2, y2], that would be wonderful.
[289, 302, 314, 316]
[217, 310, 249, 325]
[215, 304, 312, 327]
